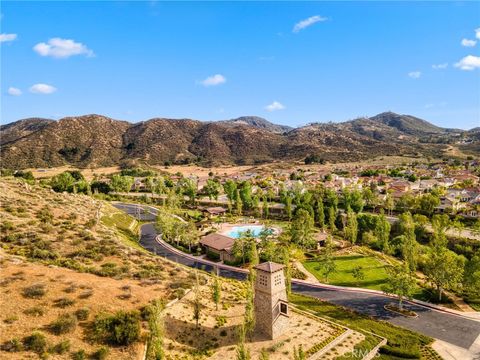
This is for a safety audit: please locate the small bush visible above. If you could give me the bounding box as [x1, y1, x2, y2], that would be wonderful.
[75, 308, 90, 321]
[78, 289, 94, 299]
[23, 332, 47, 353]
[93, 310, 141, 346]
[3, 315, 18, 324]
[72, 349, 86, 360]
[92, 346, 109, 360]
[49, 313, 78, 335]
[22, 283, 46, 299]
[54, 297, 76, 308]
[24, 306, 46, 317]
[1, 338, 23, 352]
[50, 339, 71, 354]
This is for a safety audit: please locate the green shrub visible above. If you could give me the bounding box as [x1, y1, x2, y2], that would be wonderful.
[92, 346, 110, 360]
[78, 289, 94, 299]
[93, 310, 141, 346]
[49, 313, 78, 335]
[3, 315, 18, 324]
[36, 206, 54, 224]
[1, 338, 23, 352]
[22, 283, 46, 299]
[24, 306, 45, 317]
[75, 307, 90, 321]
[23, 332, 47, 353]
[206, 250, 220, 261]
[141, 299, 165, 321]
[72, 349, 86, 360]
[50, 339, 71, 354]
[54, 297, 76, 308]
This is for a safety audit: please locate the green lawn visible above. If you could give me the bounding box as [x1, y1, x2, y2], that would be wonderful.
[302, 253, 454, 305]
[303, 254, 390, 290]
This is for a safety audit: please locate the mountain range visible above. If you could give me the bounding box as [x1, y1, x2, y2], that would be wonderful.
[0, 112, 478, 169]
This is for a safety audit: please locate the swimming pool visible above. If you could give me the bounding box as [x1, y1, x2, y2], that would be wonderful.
[225, 225, 272, 239]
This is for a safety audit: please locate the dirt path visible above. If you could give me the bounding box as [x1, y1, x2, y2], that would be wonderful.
[294, 260, 320, 284]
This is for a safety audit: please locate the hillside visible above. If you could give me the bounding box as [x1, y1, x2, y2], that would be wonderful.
[221, 116, 293, 134]
[369, 111, 446, 135]
[0, 177, 196, 359]
[0, 112, 475, 169]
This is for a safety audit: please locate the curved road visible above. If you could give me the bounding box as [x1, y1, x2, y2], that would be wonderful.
[114, 202, 480, 353]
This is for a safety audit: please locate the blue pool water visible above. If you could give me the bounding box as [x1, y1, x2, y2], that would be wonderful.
[225, 225, 272, 239]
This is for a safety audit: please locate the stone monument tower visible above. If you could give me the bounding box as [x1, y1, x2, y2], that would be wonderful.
[254, 261, 289, 340]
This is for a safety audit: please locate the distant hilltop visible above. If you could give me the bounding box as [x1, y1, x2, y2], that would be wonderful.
[1, 112, 478, 169]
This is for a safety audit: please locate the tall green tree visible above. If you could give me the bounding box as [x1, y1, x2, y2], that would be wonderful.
[362, 187, 379, 211]
[235, 189, 243, 216]
[328, 206, 337, 233]
[289, 209, 315, 249]
[223, 180, 237, 211]
[285, 196, 293, 221]
[239, 181, 253, 210]
[424, 227, 465, 301]
[343, 189, 364, 213]
[179, 178, 197, 205]
[398, 212, 418, 272]
[316, 236, 336, 282]
[110, 174, 134, 193]
[344, 208, 358, 245]
[203, 179, 221, 200]
[50, 172, 76, 192]
[232, 231, 255, 265]
[375, 210, 391, 253]
[384, 192, 395, 216]
[464, 251, 480, 299]
[419, 193, 440, 216]
[383, 264, 416, 310]
[316, 199, 325, 229]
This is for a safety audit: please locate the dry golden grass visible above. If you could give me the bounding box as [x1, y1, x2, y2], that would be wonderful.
[0, 177, 195, 359]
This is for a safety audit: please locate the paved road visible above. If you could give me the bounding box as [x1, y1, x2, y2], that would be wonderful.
[114, 202, 480, 351]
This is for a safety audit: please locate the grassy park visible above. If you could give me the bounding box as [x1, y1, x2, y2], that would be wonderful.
[303, 254, 390, 290]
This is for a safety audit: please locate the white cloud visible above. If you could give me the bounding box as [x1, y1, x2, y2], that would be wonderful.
[454, 55, 480, 71]
[408, 71, 421, 79]
[293, 15, 327, 33]
[461, 38, 477, 47]
[29, 83, 57, 94]
[7, 87, 22, 96]
[200, 74, 226, 87]
[432, 63, 448, 70]
[476, 28, 480, 40]
[33, 38, 94, 58]
[0, 33, 17, 43]
[265, 101, 285, 112]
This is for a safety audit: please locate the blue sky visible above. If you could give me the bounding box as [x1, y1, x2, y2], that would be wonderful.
[1, 1, 479, 129]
